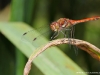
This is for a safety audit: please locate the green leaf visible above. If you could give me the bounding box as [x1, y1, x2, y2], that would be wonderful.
[0, 22, 87, 75]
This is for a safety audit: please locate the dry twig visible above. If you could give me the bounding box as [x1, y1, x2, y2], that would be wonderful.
[24, 38, 100, 75]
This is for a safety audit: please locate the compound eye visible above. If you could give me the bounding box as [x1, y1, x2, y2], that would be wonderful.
[50, 22, 56, 31]
[50, 22, 60, 31]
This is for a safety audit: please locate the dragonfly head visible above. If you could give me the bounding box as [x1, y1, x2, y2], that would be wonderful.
[50, 22, 59, 32]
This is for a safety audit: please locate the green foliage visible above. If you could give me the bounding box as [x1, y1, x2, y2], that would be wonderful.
[0, 0, 100, 75]
[0, 23, 86, 75]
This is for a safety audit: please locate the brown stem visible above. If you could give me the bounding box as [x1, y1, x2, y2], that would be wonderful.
[23, 38, 100, 75]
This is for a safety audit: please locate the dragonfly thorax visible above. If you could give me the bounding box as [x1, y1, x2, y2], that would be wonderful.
[50, 18, 71, 32]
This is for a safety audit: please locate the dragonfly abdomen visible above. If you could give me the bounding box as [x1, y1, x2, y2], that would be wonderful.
[69, 16, 100, 25]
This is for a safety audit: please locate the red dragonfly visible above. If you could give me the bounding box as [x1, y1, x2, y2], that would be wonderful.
[50, 16, 100, 39]
[22, 16, 100, 55]
[23, 16, 100, 40]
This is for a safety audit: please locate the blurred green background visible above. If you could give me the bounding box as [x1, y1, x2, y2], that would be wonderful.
[0, 0, 100, 75]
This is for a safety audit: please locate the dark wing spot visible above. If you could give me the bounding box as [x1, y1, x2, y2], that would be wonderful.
[23, 32, 27, 35]
[33, 38, 37, 41]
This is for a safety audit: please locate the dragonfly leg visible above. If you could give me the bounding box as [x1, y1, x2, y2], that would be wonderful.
[60, 31, 66, 37]
[67, 28, 72, 44]
[51, 31, 59, 40]
[60, 28, 71, 38]
[70, 26, 78, 55]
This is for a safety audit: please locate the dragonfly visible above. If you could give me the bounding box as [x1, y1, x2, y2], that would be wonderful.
[50, 16, 100, 39]
[22, 16, 100, 54]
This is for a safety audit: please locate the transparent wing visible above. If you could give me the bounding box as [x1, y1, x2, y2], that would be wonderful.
[62, 26, 78, 55]
[70, 26, 78, 55]
[21, 26, 52, 49]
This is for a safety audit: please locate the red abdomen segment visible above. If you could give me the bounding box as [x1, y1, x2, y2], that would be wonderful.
[69, 16, 100, 25]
